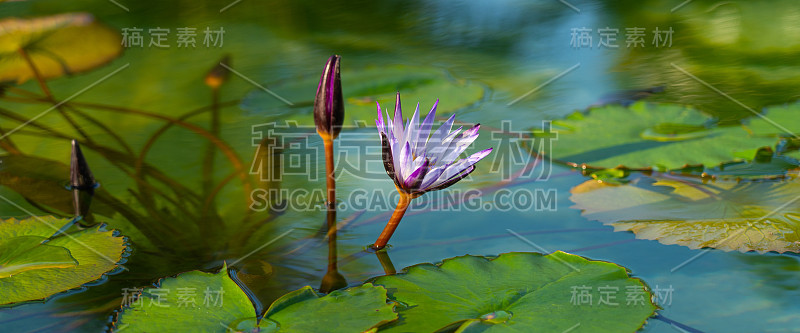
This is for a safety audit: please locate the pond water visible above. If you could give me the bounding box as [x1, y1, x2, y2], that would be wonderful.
[1, 0, 799, 332]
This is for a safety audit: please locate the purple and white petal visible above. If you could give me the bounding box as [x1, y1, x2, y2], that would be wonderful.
[403, 158, 430, 190]
[415, 100, 438, 156]
[397, 141, 413, 182]
[406, 102, 420, 155]
[419, 164, 446, 190]
[430, 148, 493, 188]
[376, 102, 385, 135]
[392, 93, 405, 145]
[427, 113, 455, 151]
[439, 124, 481, 165]
[423, 165, 476, 193]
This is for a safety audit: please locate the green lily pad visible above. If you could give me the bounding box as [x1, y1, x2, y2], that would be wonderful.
[115, 265, 397, 332]
[544, 102, 776, 170]
[240, 65, 484, 125]
[0, 216, 126, 305]
[570, 174, 800, 253]
[0, 235, 77, 278]
[0, 12, 122, 84]
[370, 252, 657, 332]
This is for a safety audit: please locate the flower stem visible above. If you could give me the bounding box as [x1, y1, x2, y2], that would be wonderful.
[322, 137, 336, 207]
[373, 193, 412, 250]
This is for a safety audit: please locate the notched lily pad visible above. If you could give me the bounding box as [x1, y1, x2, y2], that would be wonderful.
[370, 251, 657, 333]
[544, 102, 775, 170]
[115, 265, 397, 333]
[240, 65, 484, 125]
[0, 12, 122, 83]
[570, 174, 800, 253]
[0, 216, 126, 306]
[251, 284, 396, 333]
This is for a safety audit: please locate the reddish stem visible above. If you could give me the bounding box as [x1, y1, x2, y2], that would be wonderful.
[372, 192, 412, 250]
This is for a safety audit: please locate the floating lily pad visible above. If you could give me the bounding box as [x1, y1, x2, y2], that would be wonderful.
[543, 102, 776, 170]
[570, 174, 800, 253]
[0, 216, 126, 305]
[0, 12, 122, 83]
[240, 65, 484, 125]
[115, 265, 397, 332]
[370, 252, 656, 332]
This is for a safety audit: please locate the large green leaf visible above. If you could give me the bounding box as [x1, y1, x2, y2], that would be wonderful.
[240, 65, 485, 125]
[0, 12, 122, 83]
[370, 252, 656, 333]
[115, 265, 397, 333]
[544, 102, 776, 170]
[0, 216, 126, 305]
[570, 174, 800, 253]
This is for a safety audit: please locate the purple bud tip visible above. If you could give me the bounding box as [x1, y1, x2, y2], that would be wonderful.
[313, 55, 344, 139]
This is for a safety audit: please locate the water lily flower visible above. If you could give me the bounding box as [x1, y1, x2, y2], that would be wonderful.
[372, 93, 492, 249]
[313, 55, 344, 207]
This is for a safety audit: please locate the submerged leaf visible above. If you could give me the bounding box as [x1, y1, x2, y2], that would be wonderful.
[0, 216, 125, 305]
[370, 252, 656, 332]
[0, 12, 122, 83]
[570, 174, 800, 253]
